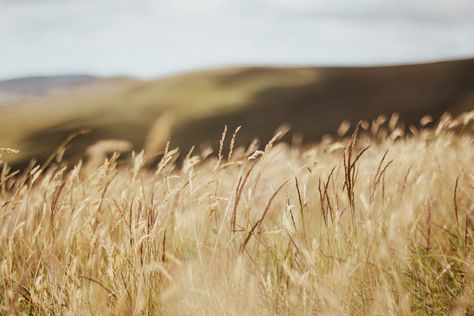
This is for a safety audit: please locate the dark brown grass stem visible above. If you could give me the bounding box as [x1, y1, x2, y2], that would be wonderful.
[295, 177, 308, 241]
[230, 161, 257, 232]
[317, 179, 326, 227]
[240, 180, 289, 253]
[50, 181, 66, 239]
[318, 166, 336, 227]
[161, 229, 167, 262]
[454, 175, 460, 227]
[426, 200, 432, 251]
[370, 149, 390, 201]
[79, 275, 117, 300]
[343, 121, 369, 221]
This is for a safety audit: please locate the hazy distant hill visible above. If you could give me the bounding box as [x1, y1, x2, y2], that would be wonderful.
[1, 59, 473, 167]
[0, 75, 97, 104]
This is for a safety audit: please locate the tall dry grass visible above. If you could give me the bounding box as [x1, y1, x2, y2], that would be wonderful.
[1, 111, 474, 315]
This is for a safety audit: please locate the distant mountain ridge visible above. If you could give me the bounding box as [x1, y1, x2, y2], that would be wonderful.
[0, 75, 98, 105]
[0, 75, 97, 95]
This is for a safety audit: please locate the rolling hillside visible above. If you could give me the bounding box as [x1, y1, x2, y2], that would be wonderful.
[1, 59, 473, 167]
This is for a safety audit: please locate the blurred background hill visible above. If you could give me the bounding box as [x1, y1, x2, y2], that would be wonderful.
[0, 75, 97, 105]
[1, 58, 473, 167]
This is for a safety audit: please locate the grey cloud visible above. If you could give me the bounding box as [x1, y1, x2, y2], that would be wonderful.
[0, 0, 473, 79]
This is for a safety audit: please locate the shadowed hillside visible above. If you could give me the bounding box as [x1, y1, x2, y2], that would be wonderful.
[1, 59, 473, 167]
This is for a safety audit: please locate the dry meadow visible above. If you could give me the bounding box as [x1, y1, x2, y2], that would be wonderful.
[1, 112, 474, 315]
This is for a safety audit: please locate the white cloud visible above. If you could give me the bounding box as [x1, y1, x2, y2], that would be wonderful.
[0, 0, 473, 79]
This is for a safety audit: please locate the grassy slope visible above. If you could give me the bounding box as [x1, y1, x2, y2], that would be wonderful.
[1, 59, 473, 166]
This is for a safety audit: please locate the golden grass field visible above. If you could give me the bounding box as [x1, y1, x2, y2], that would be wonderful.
[1, 110, 474, 315]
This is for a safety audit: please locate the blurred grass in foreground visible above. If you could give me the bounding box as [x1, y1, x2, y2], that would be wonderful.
[1, 111, 473, 314]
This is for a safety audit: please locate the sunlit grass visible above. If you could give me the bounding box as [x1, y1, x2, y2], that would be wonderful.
[1, 111, 473, 315]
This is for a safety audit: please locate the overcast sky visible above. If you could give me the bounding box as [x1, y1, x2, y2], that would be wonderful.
[0, 0, 473, 80]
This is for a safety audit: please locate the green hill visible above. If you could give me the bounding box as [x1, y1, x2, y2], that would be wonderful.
[1, 59, 473, 167]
